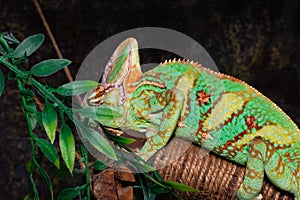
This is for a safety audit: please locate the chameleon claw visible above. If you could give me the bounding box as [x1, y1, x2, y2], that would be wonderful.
[255, 194, 262, 200]
[178, 118, 187, 127]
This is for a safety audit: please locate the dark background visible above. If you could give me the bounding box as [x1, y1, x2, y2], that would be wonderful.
[0, 0, 299, 199]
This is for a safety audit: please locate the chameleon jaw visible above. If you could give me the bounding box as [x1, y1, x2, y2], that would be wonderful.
[81, 80, 127, 107]
[82, 84, 115, 106]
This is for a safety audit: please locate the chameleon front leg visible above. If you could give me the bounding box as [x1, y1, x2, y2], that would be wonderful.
[138, 89, 184, 161]
[237, 136, 265, 200]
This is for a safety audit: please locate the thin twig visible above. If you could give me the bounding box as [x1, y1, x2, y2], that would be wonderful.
[33, 95, 44, 110]
[32, 0, 73, 82]
[32, 0, 122, 165]
[32, 0, 82, 104]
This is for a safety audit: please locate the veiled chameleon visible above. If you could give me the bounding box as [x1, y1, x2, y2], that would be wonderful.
[83, 38, 300, 199]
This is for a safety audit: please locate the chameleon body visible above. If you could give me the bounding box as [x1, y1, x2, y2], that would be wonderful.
[83, 38, 300, 199]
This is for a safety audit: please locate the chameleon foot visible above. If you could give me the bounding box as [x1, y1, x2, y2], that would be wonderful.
[237, 137, 264, 200]
[255, 194, 262, 200]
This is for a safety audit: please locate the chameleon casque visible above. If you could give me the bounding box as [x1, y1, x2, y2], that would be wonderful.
[83, 38, 300, 199]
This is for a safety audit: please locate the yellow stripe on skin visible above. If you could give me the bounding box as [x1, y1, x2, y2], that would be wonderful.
[204, 93, 244, 130]
[236, 125, 299, 147]
[256, 125, 299, 145]
[176, 77, 192, 115]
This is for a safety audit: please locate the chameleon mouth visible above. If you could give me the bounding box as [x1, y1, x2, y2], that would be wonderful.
[83, 85, 106, 106]
[82, 84, 115, 106]
[87, 96, 104, 105]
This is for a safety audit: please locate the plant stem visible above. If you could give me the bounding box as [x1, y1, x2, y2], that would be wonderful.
[16, 78, 39, 199]
[16, 78, 36, 161]
[0, 57, 93, 142]
[0, 57, 73, 117]
[0, 57, 91, 150]
[81, 145, 91, 200]
[0, 37, 12, 53]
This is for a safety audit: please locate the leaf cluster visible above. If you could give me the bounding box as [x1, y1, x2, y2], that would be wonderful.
[0, 33, 200, 200]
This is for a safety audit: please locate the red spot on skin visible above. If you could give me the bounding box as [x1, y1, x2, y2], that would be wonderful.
[284, 153, 295, 162]
[178, 117, 186, 127]
[196, 90, 210, 105]
[202, 132, 209, 139]
[246, 115, 259, 129]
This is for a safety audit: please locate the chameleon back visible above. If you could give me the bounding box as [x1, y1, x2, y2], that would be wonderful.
[144, 60, 300, 165]
[140, 60, 300, 199]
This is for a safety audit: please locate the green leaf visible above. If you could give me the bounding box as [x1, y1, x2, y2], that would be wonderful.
[153, 170, 164, 182]
[13, 34, 44, 58]
[72, 168, 85, 174]
[0, 41, 5, 54]
[150, 183, 169, 194]
[112, 146, 155, 172]
[0, 69, 4, 96]
[35, 161, 54, 200]
[79, 106, 122, 122]
[31, 59, 71, 77]
[35, 112, 43, 128]
[148, 193, 156, 200]
[137, 174, 156, 200]
[0, 32, 6, 37]
[164, 181, 200, 192]
[93, 160, 107, 171]
[57, 184, 87, 200]
[25, 161, 34, 173]
[107, 133, 136, 146]
[7, 71, 16, 80]
[23, 194, 31, 200]
[50, 163, 71, 178]
[59, 123, 75, 174]
[4, 32, 20, 44]
[56, 80, 99, 96]
[25, 99, 37, 129]
[42, 102, 57, 143]
[79, 125, 117, 160]
[29, 113, 38, 130]
[132, 160, 156, 172]
[32, 133, 60, 169]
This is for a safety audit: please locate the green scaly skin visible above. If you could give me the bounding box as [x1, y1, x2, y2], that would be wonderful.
[83, 38, 300, 200]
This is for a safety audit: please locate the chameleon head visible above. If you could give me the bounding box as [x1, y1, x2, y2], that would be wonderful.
[82, 37, 142, 108]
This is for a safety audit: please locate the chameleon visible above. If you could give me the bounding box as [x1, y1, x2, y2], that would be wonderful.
[82, 38, 300, 200]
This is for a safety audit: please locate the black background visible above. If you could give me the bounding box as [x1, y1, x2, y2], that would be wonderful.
[0, 0, 299, 199]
